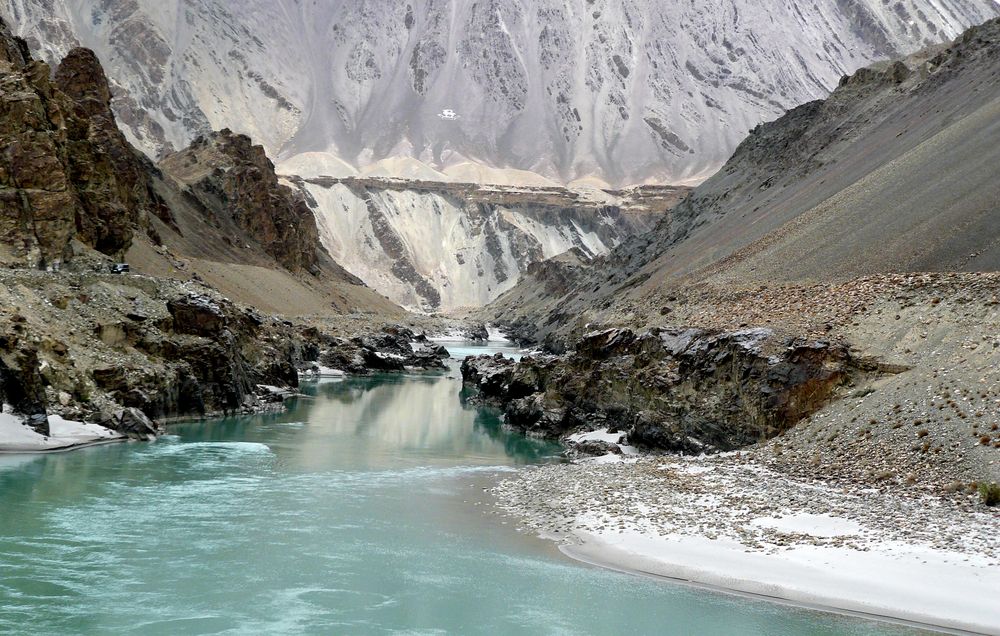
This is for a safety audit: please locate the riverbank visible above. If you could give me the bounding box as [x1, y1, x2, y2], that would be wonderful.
[0, 409, 124, 453]
[494, 454, 1000, 634]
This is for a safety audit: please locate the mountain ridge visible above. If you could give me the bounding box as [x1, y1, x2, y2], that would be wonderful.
[5, 0, 997, 185]
[483, 16, 1000, 345]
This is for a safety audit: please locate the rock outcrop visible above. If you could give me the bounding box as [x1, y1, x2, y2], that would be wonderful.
[0, 334, 49, 434]
[159, 130, 323, 274]
[314, 326, 449, 375]
[463, 327, 861, 453]
[0, 18, 165, 268]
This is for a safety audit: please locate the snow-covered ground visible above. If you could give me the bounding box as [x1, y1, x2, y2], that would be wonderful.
[0, 406, 124, 452]
[495, 455, 1000, 633]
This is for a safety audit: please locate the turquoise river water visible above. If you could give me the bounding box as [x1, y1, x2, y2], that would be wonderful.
[0, 343, 931, 635]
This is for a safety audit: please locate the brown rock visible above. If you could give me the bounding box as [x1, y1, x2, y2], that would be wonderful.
[159, 129, 322, 274]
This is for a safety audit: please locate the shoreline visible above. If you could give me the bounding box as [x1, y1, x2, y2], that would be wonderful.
[557, 542, 978, 636]
[0, 435, 127, 455]
[558, 533, 989, 635]
[493, 455, 1000, 635]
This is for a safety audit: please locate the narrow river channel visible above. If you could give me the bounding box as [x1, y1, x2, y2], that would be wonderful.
[0, 343, 928, 635]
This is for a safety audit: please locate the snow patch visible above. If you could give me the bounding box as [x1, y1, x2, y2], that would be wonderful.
[1, 406, 124, 452]
[750, 513, 865, 538]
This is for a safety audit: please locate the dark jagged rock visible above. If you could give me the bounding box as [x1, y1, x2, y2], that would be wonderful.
[0, 19, 168, 267]
[158, 130, 323, 274]
[464, 324, 490, 342]
[167, 294, 227, 337]
[110, 407, 163, 441]
[463, 327, 862, 453]
[461, 353, 516, 395]
[0, 345, 49, 434]
[316, 326, 449, 375]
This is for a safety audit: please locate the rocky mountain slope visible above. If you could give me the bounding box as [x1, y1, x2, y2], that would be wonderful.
[0, 19, 445, 447]
[0, 34, 164, 268]
[470, 18, 1000, 489]
[159, 130, 324, 275]
[487, 17, 1000, 346]
[289, 176, 687, 311]
[4, 0, 997, 185]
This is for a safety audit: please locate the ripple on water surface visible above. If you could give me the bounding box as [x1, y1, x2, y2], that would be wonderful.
[0, 350, 929, 635]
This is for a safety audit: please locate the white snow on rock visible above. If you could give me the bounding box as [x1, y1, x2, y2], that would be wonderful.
[0, 406, 124, 452]
[568, 429, 625, 445]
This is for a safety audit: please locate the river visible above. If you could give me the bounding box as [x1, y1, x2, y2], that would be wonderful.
[0, 343, 928, 635]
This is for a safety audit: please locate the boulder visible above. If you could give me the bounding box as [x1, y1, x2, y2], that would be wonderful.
[111, 407, 162, 440]
[464, 324, 490, 342]
[167, 294, 227, 336]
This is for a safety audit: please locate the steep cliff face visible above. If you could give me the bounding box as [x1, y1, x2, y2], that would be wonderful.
[159, 130, 323, 274]
[4, 0, 996, 185]
[0, 18, 164, 268]
[291, 176, 687, 311]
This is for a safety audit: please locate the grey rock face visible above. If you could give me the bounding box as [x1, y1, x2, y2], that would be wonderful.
[295, 177, 685, 311]
[0, 346, 48, 434]
[5, 1, 996, 185]
[111, 407, 163, 441]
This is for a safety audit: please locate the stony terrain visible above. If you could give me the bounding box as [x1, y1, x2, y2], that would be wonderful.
[495, 455, 1000, 556]
[469, 21, 1000, 496]
[471, 272, 1000, 489]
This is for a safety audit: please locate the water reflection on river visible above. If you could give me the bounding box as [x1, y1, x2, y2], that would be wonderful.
[0, 346, 925, 635]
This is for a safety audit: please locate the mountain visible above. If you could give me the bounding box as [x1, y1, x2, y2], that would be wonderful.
[4, 0, 997, 185]
[466, 17, 1000, 495]
[0, 15, 419, 436]
[289, 176, 687, 312]
[486, 17, 1000, 345]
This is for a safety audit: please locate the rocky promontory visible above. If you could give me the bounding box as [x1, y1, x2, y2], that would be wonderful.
[463, 327, 864, 454]
[0, 20, 166, 269]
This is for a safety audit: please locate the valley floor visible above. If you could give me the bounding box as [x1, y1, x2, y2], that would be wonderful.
[494, 453, 1000, 634]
